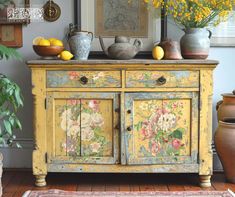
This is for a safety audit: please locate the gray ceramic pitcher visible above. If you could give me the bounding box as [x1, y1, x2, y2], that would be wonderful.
[68, 31, 93, 60]
[180, 28, 212, 59]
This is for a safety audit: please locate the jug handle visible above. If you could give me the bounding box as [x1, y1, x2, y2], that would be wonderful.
[88, 31, 94, 41]
[207, 29, 212, 39]
[134, 39, 143, 50]
[216, 100, 223, 111]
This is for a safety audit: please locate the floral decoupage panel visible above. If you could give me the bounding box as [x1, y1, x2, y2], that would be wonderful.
[134, 99, 191, 158]
[81, 99, 113, 157]
[57, 99, 81, 157]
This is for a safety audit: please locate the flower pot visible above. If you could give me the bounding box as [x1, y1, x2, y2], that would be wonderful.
[216, 90, 235, 121]
[180, 28, 211, 59]
[215, 119, 235, 183]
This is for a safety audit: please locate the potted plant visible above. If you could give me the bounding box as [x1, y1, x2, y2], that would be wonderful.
[140, 0, 235, 59]
[0, 44, 23, 196]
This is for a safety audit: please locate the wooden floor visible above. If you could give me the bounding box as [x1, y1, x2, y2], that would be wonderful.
[2, 171, 235, 197]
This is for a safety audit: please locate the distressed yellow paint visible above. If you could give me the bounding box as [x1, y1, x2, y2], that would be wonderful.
[47, 70, 121, 88]
[126, 71, 199, 88]
[28, 61, 217, 187]
[199, 70, 214, 187]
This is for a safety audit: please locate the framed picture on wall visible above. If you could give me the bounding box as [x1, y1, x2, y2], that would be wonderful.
[0, 0, 30, 24]
[210, 10, 235, 47]
[75, 0, 161, 52]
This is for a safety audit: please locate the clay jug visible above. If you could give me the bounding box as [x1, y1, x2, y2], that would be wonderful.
[159, 39, 182, 60]
[215, 119, 235, 183]
[216, 90, 235, 121]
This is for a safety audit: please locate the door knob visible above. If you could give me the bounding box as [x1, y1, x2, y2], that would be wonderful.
[127, 126, 132, 131]
[127, 110, 132, 114]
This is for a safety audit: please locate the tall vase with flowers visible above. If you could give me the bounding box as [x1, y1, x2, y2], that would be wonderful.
[141, 0, 235, 59]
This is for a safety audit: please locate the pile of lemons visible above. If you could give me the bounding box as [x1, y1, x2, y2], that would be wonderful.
[33, 37, 63, 47]
[33, 37, 74, 61]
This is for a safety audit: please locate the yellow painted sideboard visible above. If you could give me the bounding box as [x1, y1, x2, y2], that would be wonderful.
[27, 59, 218, 188]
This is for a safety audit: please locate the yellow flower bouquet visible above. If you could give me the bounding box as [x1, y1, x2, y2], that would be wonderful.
[143, 0, 235, 28]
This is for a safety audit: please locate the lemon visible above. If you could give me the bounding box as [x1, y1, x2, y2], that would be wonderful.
[48, 38, 57, 43]
[38, 39, 50, 46]
[152, 46, 164, 60]
[58, 51, 73, 61]
[33, 36, 44, 45]
[50, 39, 63, 47]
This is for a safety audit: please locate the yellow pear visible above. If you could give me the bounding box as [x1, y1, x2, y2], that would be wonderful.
[152, 46, 164, 60]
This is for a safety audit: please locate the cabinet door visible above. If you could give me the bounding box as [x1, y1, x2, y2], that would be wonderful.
[125, 92, 198, 165]
[47, 92, 119, 164]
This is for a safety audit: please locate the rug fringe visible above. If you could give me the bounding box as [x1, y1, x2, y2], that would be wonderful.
[228, 189, 235, 197]
[22, 190, 31, 197]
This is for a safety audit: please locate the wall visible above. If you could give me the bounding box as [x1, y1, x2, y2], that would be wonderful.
[168, 21, 235, 171]
[0, 0, 74, 168]
[0, 2, 234, 170]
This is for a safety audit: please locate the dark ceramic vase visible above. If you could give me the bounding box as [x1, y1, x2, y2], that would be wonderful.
[180, 28, 211, 59]
[215, 119, 235, 183]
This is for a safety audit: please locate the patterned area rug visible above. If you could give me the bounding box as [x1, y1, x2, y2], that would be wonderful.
[23, 189, 235, 197]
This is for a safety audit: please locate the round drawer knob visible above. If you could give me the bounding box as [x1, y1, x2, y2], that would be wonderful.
[127, 127, 132, 131]
[156, 76, 167, 85]
[80, 76, 88, 85]
[127, 110, 132, 114]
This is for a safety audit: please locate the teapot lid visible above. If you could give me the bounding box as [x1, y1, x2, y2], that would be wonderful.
[115, 36, 130, 43]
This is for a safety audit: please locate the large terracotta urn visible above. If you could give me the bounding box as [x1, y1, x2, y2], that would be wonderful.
[215, 119, 235, 183]
[217, 91, 235, 121]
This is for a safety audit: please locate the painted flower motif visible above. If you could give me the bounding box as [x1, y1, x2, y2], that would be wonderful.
[82, 127, 94, 141]
[172, 139, 181, 150]
[141, 127, 153, 139]
[68, 99, 79, 106]
[138, 74, 145, 81]
[91, 113, 104, 128]
[68, 71, 79, 80]
[92, 72, 105, 81]
[140, 102, 149, 111]
[67, 125, 80, 137]
[88, 100, 99, 112]
[81, 112, 91, 128]
[151, 140, 161, 156]
[156, 113, 176, 132]
[60, 109, 73, 130]
[90, 142, 101, 153]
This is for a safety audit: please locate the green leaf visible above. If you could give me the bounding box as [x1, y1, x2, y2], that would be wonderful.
[171, 128, 184, 139]
[3, 120, 12, 135]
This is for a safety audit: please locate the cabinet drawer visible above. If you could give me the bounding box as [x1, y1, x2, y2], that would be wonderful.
[47, 70, 121, 88]
[126, 71, 199, 88]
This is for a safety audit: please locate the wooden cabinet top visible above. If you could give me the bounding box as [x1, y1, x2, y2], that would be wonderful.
[27, 59, 219, 69]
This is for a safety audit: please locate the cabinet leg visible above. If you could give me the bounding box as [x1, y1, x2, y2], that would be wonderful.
[35, 175, 47, 187]
[199, 175, 211, 188]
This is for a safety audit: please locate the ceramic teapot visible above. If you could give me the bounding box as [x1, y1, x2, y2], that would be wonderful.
[99, 36, 143, 60]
